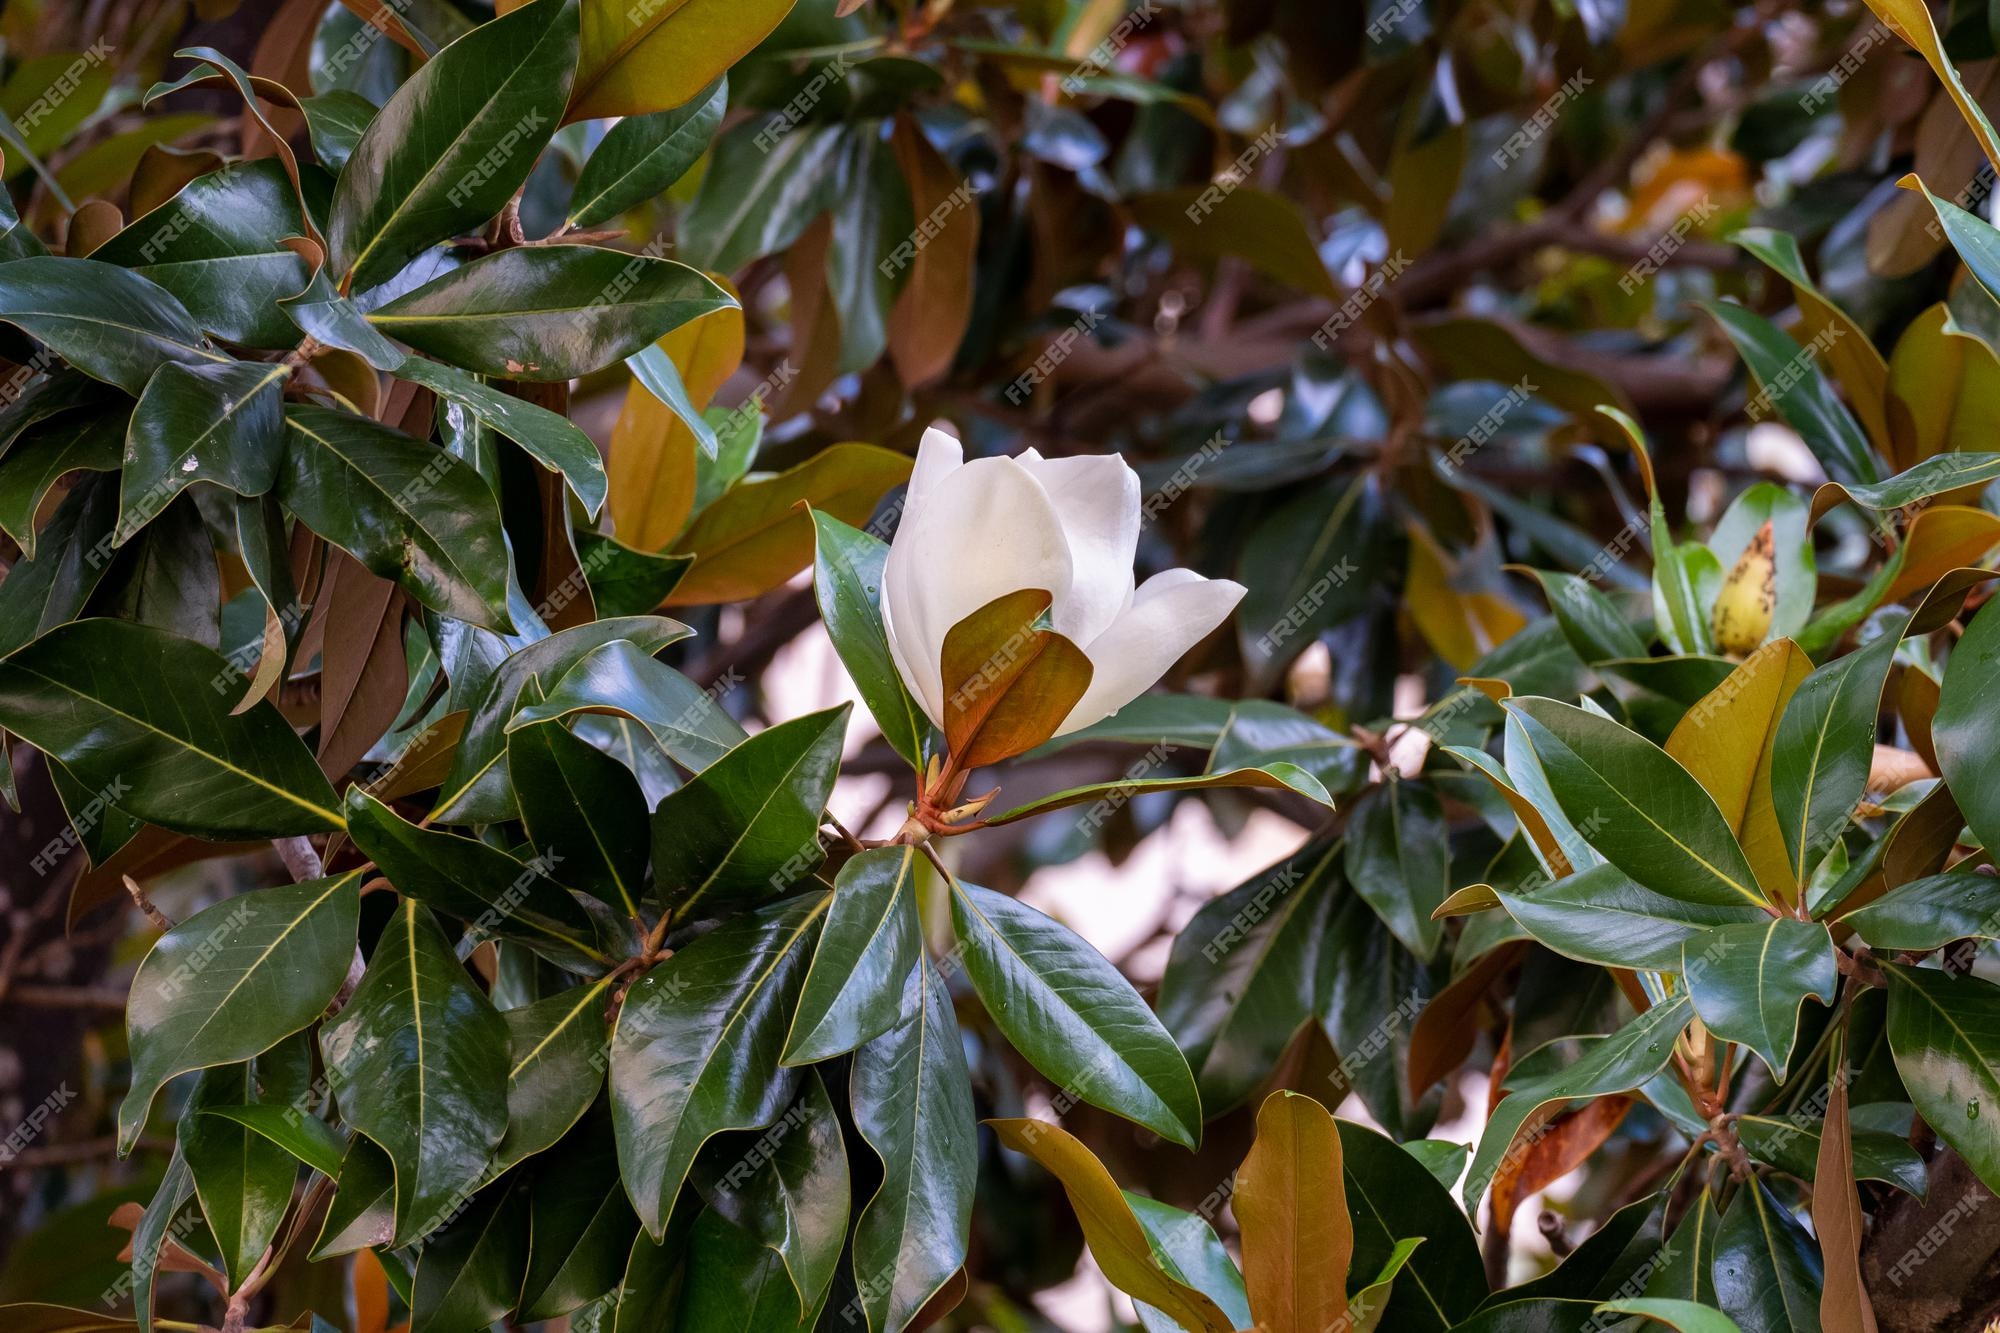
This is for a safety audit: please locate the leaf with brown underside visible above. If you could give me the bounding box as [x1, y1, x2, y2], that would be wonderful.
[1489, 1094, 1633, 1236]
[1407, 941, 1526, 1100]
[886, 115, 978, 389]
[988, 1119, 1234, 1333]
[1815, 1030, 1880, 1333]
[939, 588, 1093, 770]
[315, 551, 409, 780]
[1234, 1090, 1354, 1333]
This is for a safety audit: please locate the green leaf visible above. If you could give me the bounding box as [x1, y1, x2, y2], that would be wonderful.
[651, 704, 848, 922]
[950, 878, 1202, 1149]
[0, 618, 342, 839]
[1463, 994, 1692, 1210]
[0, 405, 125, 558]
[627, 338, 720, 458]
[569, 0, 792, 122]
[783, 845, 924, 1065]
[90, 159, 311, 348]
[508, 716, 651, 917]
[117, 872, 362, 1152]
[678, 120, 844, 274]
[0, 255, 224, 392]
[1936, 593, 2000, 860]
[433, 616, 694, 823]
[1883, 963, 2000, 1197]
[1682, 918, 1838, 1080]
[410, 1176, 530, 1331]
[519, 1109, 639, 1321]
[1597, 1298, 1747, 1333]
[1336, 1119, 1487, 1331]
[328, 0, 578, 291]
[827, 128, 915, 374]
[319, 899, 510, 1248]
[1508, 698, 1766, 910]
[309, 1134, 396, 1258]
[1157, 842, 1337, 1115]
[497, 979, 614, 1168]
[1345, 778, 1448, 960]
[1492, 862, 1767, 972]
[181, 1047, 307, 1288]
[343, 789, 615, 972]
[610, 893, 828, 1237]
[707, 1070, 848, 1319]
[569, 75, 725, 228]
[130, 1144, 194, 1333]
[196, 1104, 345, 1181]
[368, 245, 735, 381]
[1522, 568, 1649, 664]
[121, 360, 289, 543]
[392, 355, 609, 515]
[1811, 450, 2000, 523]
[1644, 1190, 1721, 1306]
[984, 762, 1332, 826]
[1237, 475, 1382, 687]
[507, 636, 746, 776]
[1713, 1178, 1823, 1333]
[575, 531, 693, 615]
[299, 89, 376, 171]
[279, 403, 513, 631]
[1703, 299, 1880, 485]
[0, 480, 118, 658]
[279, 265, 407, 371]
[1735, 1114, 1927, 1197]
[1127, 1193, 1253, 1333]
[677, 1207, 825, 1330]
[807, 511, 936, 769]
[1840, 870, 2000, 951]
[1770, 623, 1901, 888]
[850, 959, 977, 1333]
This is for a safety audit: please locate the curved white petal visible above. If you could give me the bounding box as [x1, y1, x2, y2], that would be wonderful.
[1055, 571, 1247, 735]
[907, 426, 963, 507]
[1014, 452, 1141, 644]
[882, 429, 965, 729]
[882, 454, 1074, 727]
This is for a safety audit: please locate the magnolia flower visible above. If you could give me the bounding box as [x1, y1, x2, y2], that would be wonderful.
[881, 427, 1246, 751]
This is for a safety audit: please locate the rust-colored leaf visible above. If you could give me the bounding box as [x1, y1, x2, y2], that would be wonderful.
[1407, 941, 1525, 1100]
[1235, 1090, 1354, 1333]
[315, 551, 409, 779]
[1815, 1034, 1880, 1333]
[939, 588, 1093, 770]
[1488, 1094, 1633, 1235]
[886, 115, 978, 389]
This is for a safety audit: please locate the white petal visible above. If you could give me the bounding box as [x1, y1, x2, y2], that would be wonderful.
[1055, 571, 1247, 735]
[1013, 452, 1141, 644]
[883, 455, 1074, 727]
[882, 430, 964, 729]
[908, 426, 964, 506]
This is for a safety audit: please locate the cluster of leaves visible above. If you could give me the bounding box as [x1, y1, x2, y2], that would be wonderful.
[18, 0, 2000, 1331]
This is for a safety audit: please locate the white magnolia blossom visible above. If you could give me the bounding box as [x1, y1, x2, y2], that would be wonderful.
[881, 427, 1247, 740]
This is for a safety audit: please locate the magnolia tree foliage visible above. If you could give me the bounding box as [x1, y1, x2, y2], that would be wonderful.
[11, 0, 2000, 1331]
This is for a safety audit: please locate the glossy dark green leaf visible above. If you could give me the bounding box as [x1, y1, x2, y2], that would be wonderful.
[706, 1070, 848, 1319]
[520, 1108, 640, 1320]
[1713, 1178, 1823, 1333]
[1127, 1193, 1254, 1333]
[1493, 862, 1766, 972]
[130, 1143, 194, 1333]
[410, 1175, 530, 1332]
[328, 0, 578, 291]
[279, 265, 407, 371]
[679, 1207, 823, 1331]
[1508, 698, 1766, 911]
[1336, 1118, 1486, 1332]
[0, 405, 125, 557]
[651, 704, 848, 922]
[90, 159, 311, 348]
[309, 1133, 396, 1259]
[1840, 870, 2000, 951]
[1523, 567, 1648, 664]
[433, 617, 693, 823]
[196, 1103, 345, 1180]
[1158, 841, 1337, 1115]
[1704, 298, 1879, 485]
[117, 871, 362, 1152]
[508, 716, 651, 917]
[0, 478, 118, 656]
[678, 120, 845, 274]
[1936, 593, 2000, 861]
[950, 878, 1202, 1148]
[1815, 452, 2000, 519]
[1682, 918, 1837, 1081]
[808, 509, 932, 768]
[103, 493, 222, 648]
[568, 76, 725, 228]
[299, 89, 376, 171]
[1770, 623, 1901, 888]
[180, 1045, 308, 1289]
[627, 339, 719, 458]
[0, 255, 223, 392]
[497, 979, 614, 1168]
[279, 402, 513, 630]
[610, 893, 828, 1237]
[1735, 1114, 1926, 1197]
[0, 372, 97, 461]
[1644, 1189, 1721, 1306]
[344, 789, 615, 972]
[393, 355, 609, 514]
[508, 636, 746, 776]
[1237, 474, 1383, 687]
[120, 359, 289, 542]
[575, 530, 693, 616]
[850, 960, 977, 1333]
[0, 618, 341, 838]
[367, 244, 734, 381]
[1345, 778, 1448, 960]
[1315, 885, 1440, 1139]
[1884, 962, 2000, 1196]
[1463, 994, 1692, 1211]
[783, 845, 924, 1064]
[985, 762, 1332, 827]
[319, 899, 510, 1248]
[826, 128, 914, 374]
